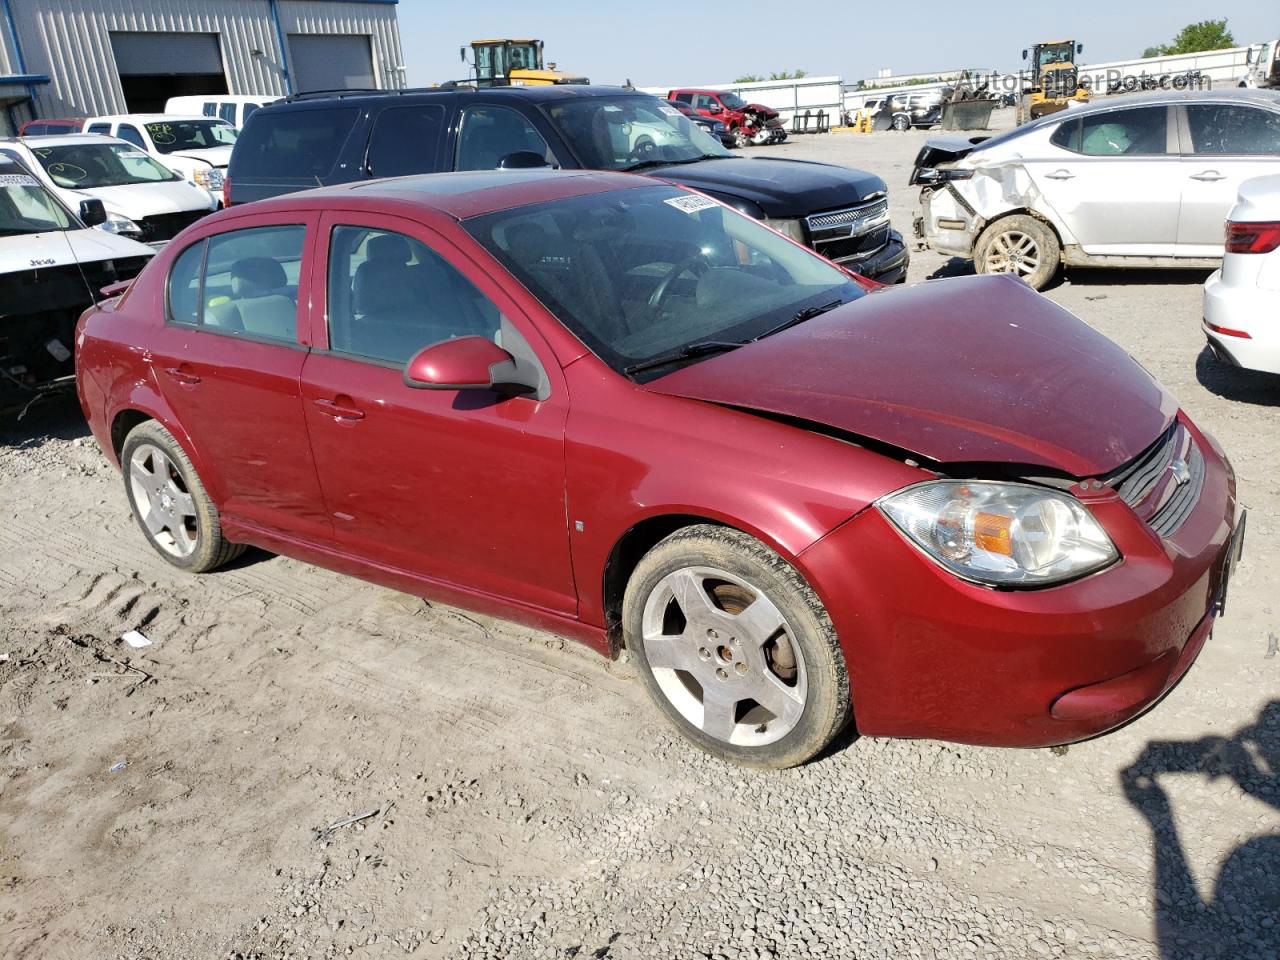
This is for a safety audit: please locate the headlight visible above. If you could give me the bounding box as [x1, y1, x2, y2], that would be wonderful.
[762, 218, 807, 243]
[97, 213, 142, 238]
[877, 480, 1118, 587]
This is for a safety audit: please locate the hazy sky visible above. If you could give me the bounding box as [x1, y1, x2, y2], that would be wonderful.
[397, 2, 1273, 88]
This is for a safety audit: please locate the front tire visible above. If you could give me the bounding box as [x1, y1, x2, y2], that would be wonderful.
[121, 420, 244, 573]
[974, 214, 1060, 290]
[891, 113, 910, 132]
[622, 525, 851, 768]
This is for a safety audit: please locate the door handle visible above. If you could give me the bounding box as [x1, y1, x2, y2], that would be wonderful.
[313, 397, 365, 421]
[1045, 169, 1075, 180]
[164, 366, 200, 385]
[1190, 170, 1226, 182]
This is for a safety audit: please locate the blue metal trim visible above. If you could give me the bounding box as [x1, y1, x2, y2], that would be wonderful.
[0, 73, 50, 85]
[267, 0, 294, 95]
[0, 0, 38, 120]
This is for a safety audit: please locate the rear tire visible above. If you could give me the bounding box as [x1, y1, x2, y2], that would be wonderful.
[121, 420, 244, 573]
[892, 113, 910, 132]
[974, 214, 1060, 290]
[622, 525, 852, 769]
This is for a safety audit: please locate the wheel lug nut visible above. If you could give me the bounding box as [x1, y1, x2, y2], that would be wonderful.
[698, 647, 711, 660]
[715, 667, 728, 680]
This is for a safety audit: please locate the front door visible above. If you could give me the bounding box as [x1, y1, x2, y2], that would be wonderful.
[1176, 102, 1280, 256]
[298, 212, 577, 615]
[1027, 106, 1181, 256]
[147, 215, 332, 541]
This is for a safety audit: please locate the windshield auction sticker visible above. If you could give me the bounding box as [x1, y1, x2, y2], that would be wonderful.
[0, 174, 39, 186]
[664, 194, 718, 214]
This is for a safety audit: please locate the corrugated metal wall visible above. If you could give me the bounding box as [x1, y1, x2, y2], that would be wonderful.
[9, 0, 402, 120]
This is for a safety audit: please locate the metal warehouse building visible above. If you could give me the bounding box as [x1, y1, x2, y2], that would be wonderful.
[0, 0, 404, 134]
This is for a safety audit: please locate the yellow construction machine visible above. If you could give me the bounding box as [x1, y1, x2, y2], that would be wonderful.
[1017, 40, 1090, 125]
[463, 39, 589, 86]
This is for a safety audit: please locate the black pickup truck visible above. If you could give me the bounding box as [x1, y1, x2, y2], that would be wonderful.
[227, 85, 908, 283]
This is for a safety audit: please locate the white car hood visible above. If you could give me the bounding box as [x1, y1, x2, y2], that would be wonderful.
[168, 145, 233, 169]
[66, 180, 214, 219]
[1, 227, 149, 273]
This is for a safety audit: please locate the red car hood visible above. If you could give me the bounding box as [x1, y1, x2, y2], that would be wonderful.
[645, 274, 1176, 477]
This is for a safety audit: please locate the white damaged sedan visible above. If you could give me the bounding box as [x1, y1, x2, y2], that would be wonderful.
[911, 89, 1280, 289]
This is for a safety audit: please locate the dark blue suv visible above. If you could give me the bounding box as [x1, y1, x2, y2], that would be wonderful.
[227, 85, 908, 283]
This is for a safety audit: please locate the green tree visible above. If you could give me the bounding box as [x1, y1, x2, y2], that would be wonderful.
[768, 69, 808, 80]
[1146, 19, 1235, 57]
[734, 74, 763, 83]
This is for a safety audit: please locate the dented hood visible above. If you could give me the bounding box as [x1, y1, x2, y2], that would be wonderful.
[644, 274, 1176, 477]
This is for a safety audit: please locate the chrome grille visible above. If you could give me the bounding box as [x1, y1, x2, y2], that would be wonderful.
[1150, 444, 1204, 538]
[1102, 422, 1203, 538]
[1109, 423, 1179, 507]
[806, 197, 890, 237]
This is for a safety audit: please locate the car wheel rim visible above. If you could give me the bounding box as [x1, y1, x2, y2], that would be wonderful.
[984, 230, 1041, 277]
[128, 443, 199, 558]
[640, 566, 807, 748]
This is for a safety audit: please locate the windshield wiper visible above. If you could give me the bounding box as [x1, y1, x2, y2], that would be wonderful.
[753, 299, 846, 341]
[623, 153, 732, 172]
[623, 339, 745, 376]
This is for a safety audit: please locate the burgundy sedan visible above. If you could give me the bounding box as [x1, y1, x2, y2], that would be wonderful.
[76, 170, 1243, 768]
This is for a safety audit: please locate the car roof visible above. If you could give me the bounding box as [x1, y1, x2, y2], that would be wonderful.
[8, 133, 128, 148]
[240, 169, 660, 221]
[86, 113, 213, 123]
[265, 84, 654, 111]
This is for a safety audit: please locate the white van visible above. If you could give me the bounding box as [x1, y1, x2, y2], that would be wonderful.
[0, 154, 153, 407]
[2, 134, 216, 246]
[81, 114, 237, 197]
[165, 94, 278, 130]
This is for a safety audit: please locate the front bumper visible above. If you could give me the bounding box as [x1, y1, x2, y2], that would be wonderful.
[796, 416, 1238, 747]
[1202, 268, 1280, 375]
[829, 229, 910, 284]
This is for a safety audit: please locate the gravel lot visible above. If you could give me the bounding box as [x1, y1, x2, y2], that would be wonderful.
[2, 112, 1278, 960]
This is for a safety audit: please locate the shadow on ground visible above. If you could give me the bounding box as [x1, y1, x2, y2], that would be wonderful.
[1196, 346, 1280, 408]
[1122, 700, 1280, 959]
[0, 393, 89, 447]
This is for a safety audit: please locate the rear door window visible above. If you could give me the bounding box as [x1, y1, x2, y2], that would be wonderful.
[218, 103, 237, 125]
[1076, 107, 1168, 156]
[117, 124, 146, 149]
[1186, 104, 1280, 155]
[231, 107, 359, 180]
[455, 105, 555, 171]
[87, 122, 112, 135]
[365, 104, 446, 178]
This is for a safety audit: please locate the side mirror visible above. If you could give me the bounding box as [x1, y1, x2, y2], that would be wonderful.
[404, 337, 531, 394]
[1021, 49, 1028, 60]
[79, 198, 107, 228]
[498, 150, 551, 169]
[708, 104, 723, 114]
[1076, 43, 1083, 54]
[459, 45, 467, 62]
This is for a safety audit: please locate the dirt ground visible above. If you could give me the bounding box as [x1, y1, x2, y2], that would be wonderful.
[2, 113, 1278, 960]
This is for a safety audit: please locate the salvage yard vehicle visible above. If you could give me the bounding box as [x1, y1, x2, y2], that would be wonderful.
[228, 86, 907, 283]
[464, 38, 588, 86]
[1203, 173, 1280, 375]
[18, 118, 84, 137]
[165, 94, 278, 130]
[78, 170, 1243, 767]
[1237, 39, 1280, 90]
[81, 114, 236, 198]
[2, 135, 216, 246]
[912, 90, 1280, 289]
[0, 156, 151, 408]
[667, 98, 736, 148]
[668, 89, 787, 146]
[1016, 40, 1089, 126]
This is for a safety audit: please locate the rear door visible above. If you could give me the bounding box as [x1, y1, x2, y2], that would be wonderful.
[1024, 106, 1181, 256]
[362, 102, 449, 179]
[1175, 102, 1280, 256]
[298, 210, 576, 614]
[146, 213, 332, 541]
[228, 104, 361, 203]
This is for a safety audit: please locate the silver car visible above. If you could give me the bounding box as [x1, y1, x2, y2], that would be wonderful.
[911, 89, 1280, 288]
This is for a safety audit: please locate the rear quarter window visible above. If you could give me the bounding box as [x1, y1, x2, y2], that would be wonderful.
[230, 107, 359, 180]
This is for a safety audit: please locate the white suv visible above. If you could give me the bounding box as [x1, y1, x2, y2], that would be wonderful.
[1203, 173, 1280, 375]
[81, 114, 237, 198]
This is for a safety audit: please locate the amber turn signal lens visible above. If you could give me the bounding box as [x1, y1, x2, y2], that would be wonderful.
[972, 511, 1013, 556]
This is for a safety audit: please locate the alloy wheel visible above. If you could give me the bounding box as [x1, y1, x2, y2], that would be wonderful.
[640, 566, 807, 747]
[128, 442, 199, 558]
[983, 230, 1041, 278]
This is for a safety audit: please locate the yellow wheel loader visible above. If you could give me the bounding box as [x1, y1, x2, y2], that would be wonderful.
[463, 39, 589, 87]
[1016, 40, 1090, 125]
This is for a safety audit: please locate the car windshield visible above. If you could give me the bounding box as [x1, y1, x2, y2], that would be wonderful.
[0, 172, 75, 235]
[544, 95, 732, 171]
[144, 120, 238, 153]
[32, 142, 180, 188]
[719, 93, 748, 110]
[464, 184, 865, 380]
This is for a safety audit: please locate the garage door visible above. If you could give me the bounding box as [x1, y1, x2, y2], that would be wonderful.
[289, 35, 376, 93]
[110, 32, 223, 76]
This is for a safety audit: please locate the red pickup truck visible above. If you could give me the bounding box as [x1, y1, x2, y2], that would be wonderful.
[667, 89, 787, 147]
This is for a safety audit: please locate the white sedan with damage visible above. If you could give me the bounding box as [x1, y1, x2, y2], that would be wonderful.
[911, 89, 1280, 289]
